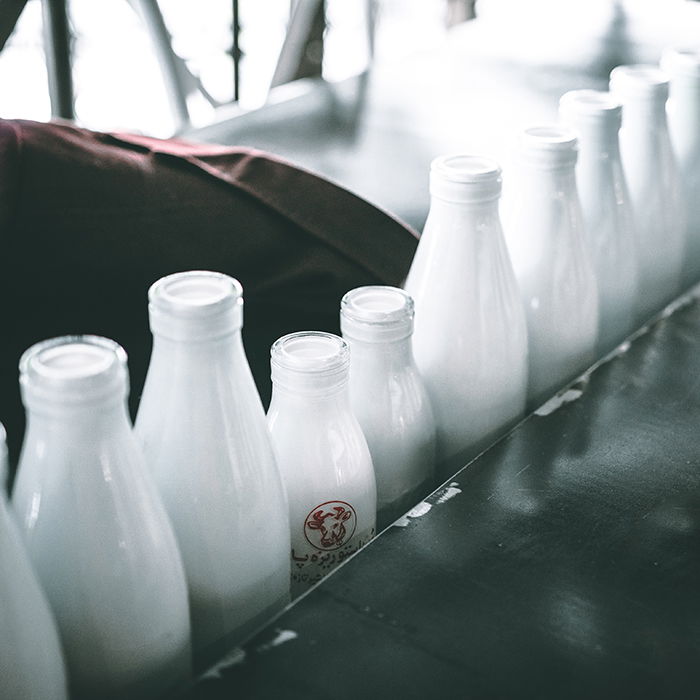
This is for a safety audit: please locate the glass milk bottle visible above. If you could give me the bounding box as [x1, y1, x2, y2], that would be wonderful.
[559, 90, 638, 354]
[0, 423, 69, 700]
[610, 65, 685, 319]
[661, 48, 700, 287]
[267, 332, 376, 599]
[135, 271, 290, 658]
[12, 336, 191, 700]
[340, 286, 436, 531]
[504, 126, 598, 407]
[404, 155, 528, 464]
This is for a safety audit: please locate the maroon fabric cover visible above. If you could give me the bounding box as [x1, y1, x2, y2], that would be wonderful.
[0, 118, 418, 466]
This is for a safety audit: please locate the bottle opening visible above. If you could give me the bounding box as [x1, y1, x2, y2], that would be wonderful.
[160, 275, 233, 306]
[340, 286, 414, 343]
[560, 89, 621, 115]
[432, 155, 501, 183]
[148, 270, 244, 340]
[35, 342, 115, 379]
[20, 336, 128, 407]
[150, 271, 242, 316]
[430, 153, 502, 202]
[521, 125, 577, 149]
[271, 332, 349, 373]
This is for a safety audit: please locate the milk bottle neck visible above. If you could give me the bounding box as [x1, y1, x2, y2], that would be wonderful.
[517, 159, 578, 192]
[572, 121, 621, 158]
[150, 328, 245, 363]
[345, 335, 414, 368]
[24, 398, 131, 433]
[622, 97, 668, 129]
[270, 379, 351, 409]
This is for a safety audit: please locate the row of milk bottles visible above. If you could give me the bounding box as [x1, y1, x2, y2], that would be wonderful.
[3, 49, 700, 698]
[408, 49, 700, 450]
[1, 272, 436, 698]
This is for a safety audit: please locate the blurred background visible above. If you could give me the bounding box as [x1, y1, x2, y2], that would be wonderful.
[2, 0, 697, 140]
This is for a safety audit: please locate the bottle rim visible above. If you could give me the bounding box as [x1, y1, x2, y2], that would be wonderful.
[520, 124, 578, 151]
[149, 270, 243, 318]
[610, 64, 669, 100]
[431, 154, 501, 183]
[19, 335, 128, 406]
[271, 331, 349, 375]
[559, 89, 622, 117]
[341, 286, 414, 343]
[148, 270, 244, 340]
[429, 153, 502, 202]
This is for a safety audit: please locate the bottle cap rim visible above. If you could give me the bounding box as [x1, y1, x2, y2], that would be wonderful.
[559, 89, 622, 116]
[610, 64, 669, 99]
[341, 286, 414, 342]
[431, 154, 501, 183]
[271, 332, 349, 374]
[20, 335, 128, 406]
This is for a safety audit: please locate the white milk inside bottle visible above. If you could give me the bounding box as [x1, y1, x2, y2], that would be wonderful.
[404, 155, 528, 466]
[340, 286, 435, 530]
[135, 271, 290, 660]
[559, 89, 638, 354]
[504, 126, 598, 406]
[12, 336, 191, 700]
[267, 332, 376, 599]
[0, 422, 69, 700]
[610, 65, 684, 319]
[661, 48, 700, 287]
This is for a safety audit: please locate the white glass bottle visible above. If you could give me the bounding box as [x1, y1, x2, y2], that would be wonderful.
[12, 336, 191, 700]
[267, 331, 376, 599]
[0, 423, 69, 700]
[134, 271, 290, 658]
[610, 65, 685, 319]
[340, 286, 436, 531]
[504, 126, 598, 406]
[404, 155, 528, 464]
[559, 89, 638, 354]
[661, 48, 700, 287]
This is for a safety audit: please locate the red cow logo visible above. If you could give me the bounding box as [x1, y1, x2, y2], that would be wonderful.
[304, 501, 357, 551]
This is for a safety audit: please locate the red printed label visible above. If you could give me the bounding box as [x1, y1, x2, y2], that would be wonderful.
[303, 501, 357, 551]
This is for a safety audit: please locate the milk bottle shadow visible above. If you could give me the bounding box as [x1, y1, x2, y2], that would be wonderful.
[489, 376, 598, 517]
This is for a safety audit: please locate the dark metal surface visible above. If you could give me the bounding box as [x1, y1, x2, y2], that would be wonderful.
[184, 290, 700, 700]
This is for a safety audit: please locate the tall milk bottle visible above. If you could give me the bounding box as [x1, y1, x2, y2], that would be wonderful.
[12, 336, 191, 700]
[135, 271, 290, 659]
[559, 90, 638, 354]
[404, 155, 528, 466]
[267, 332, 376, 599]
[504, 126, 598, 407]
[610, 65, 685, 319]
[0, 423, 69, 700]
[661, 49, 700, 287]
[340, 286, 436, 531]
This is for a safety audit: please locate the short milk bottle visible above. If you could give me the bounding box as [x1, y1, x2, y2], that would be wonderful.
[661, 48, 700, 287]
[610, 65, 684, 318]
[405, 155, 528, 465]
[504, 126, 598, 406]
[135, 271, 290, 659]
[560, 89, 638, 353]
[341, 286, 435, 530]
[12, 336, 191, 700]
[267, 332, 376, 598]
[0, 422, 69, 700]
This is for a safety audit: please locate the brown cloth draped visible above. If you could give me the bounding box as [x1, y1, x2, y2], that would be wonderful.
[0, 118, 419, 469]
